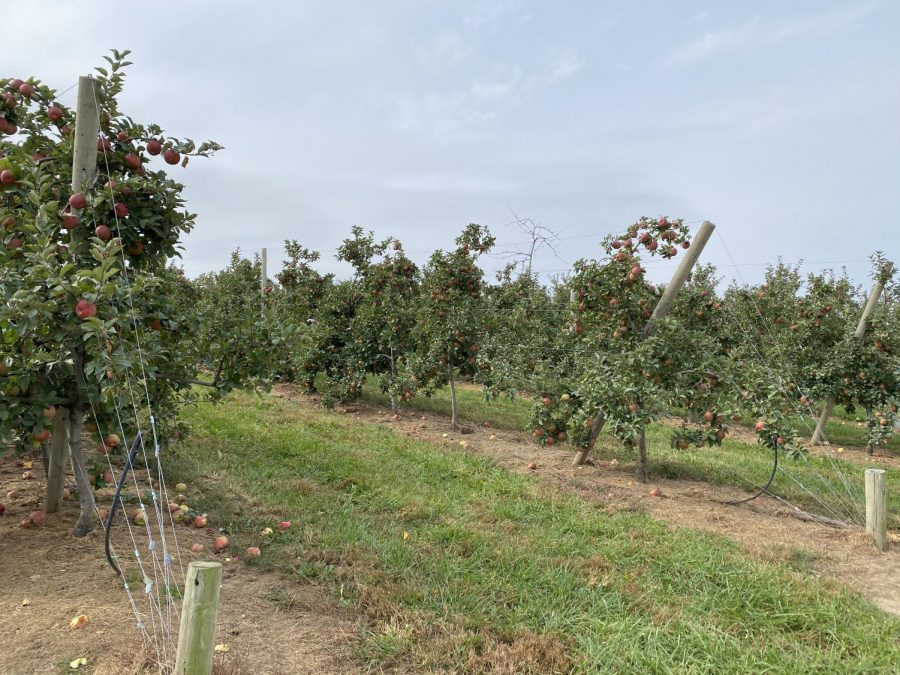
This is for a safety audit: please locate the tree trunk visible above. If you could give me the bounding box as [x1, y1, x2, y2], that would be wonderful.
[389, 348, 398, 413]
[40, 442, 50, 477]
[45, 407, 71, 513]
[447, 357, 459, 430]
[636, 429, 649, 483]
[573, 409, 606, 466]
[68, 407, 94, 537]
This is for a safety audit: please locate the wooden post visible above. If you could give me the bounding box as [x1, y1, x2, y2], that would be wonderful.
[72, 77, 101, 194]
[811, 274, 890, 444]
[174, 562, 223, 675]
[260, 247, 268, 299]
[46, 77, 101, 512]
[573, 221, 716, 466]
[865, 469, 888, 551]
[44, 407, 70, 513]
[643, 221, 717, 337]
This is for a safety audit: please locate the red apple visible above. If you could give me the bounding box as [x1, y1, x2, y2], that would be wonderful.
[212, 535, 229, 551]
[163, 148, 180, 165]
[75, 299, 97, 320]
[755, 421, 766, 432]
[47, 106, 64, 122]
[190, 543, 205, 553]
[193, 515, 208, 528]
[95, 225, 112, 241]
[5, 238, 22, 251]
[61, 213, 78, 229]
[18, 82, 34, 98]
[114, 202, 129, 218]
[649, 487, 662, 497]
[246, 546, 261, 557]
[147, 139, 162, 155]
[97, 136, 112, 152]
[104, 433, 120, 448]
[123, 153, 142, 171]
[117, 130, 129, 142]
[68, 193, 88, 210]
[278, 521, 291, 531]
[0, 169, 15, 185]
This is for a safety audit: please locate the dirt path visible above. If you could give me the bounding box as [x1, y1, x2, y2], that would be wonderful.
[0, 453, 358, 674]
[272, 385, 900, 618]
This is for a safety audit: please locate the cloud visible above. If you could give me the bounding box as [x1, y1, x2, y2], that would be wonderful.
[665, 3, 876, 66]
[464, 0, 529, 29]
[665, 17, 761, 66]
[418, 32, 469, 68]
[391, 65, 536, 140]
[545, 48, 586, 83]
[380, 172, 524, 193]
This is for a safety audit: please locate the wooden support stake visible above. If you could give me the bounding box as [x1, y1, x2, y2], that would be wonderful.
[260, 247, 268, 299]
[175, 562, 223, 675]
[44, 407, 70, 513]
[811, 274, 890, 444]
[46, 76, 100, 513]
[72, 76, 101, 194]
[865, 468, 888, 551]
[573, 221, 716, 466]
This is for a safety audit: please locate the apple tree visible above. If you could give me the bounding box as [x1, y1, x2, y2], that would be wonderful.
[408, 224, 494, 428]
[293, 228, 419, 408]
[528, 218, 753, 480]
[477, 264, 570, 400]
[0, 52, 253, 536]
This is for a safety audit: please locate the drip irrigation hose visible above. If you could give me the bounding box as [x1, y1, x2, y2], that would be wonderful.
[724, 434, 778, 505]
[104, 431, 142, 576]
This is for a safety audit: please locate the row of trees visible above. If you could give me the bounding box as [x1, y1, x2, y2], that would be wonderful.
[196, 220, 897, 483]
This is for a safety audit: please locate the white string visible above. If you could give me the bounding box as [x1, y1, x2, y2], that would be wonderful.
[714, 230, 865, 522]
[87, 78, 184, 668]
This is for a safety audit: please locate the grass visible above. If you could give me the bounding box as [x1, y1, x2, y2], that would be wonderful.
[168, 391, 900, 673]
[363, 381, 900, 527]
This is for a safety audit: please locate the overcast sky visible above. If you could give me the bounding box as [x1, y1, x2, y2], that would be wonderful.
[3, 0, 898, 289]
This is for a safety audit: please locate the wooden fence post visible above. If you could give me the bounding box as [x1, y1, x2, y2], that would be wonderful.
[865, 469, 888, 552]
[811, 272, 891, 444]
[573, 221, 716, 466]
[45, 76, 101, 512]
[260, 247, 268, 299]
[174, 561, 223, 675]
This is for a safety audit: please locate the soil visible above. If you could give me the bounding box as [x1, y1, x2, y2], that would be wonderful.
[0, 452, 357, 675]
[271, 385, 900, 618]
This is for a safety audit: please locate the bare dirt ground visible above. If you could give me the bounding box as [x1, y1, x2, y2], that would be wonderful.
[0, 453, 358, 675]
[271, 385, 900, 618]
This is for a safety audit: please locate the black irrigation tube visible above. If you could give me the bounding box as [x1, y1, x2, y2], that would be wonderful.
[724, 435, 779, 506]
[104, 431, 142, 576]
